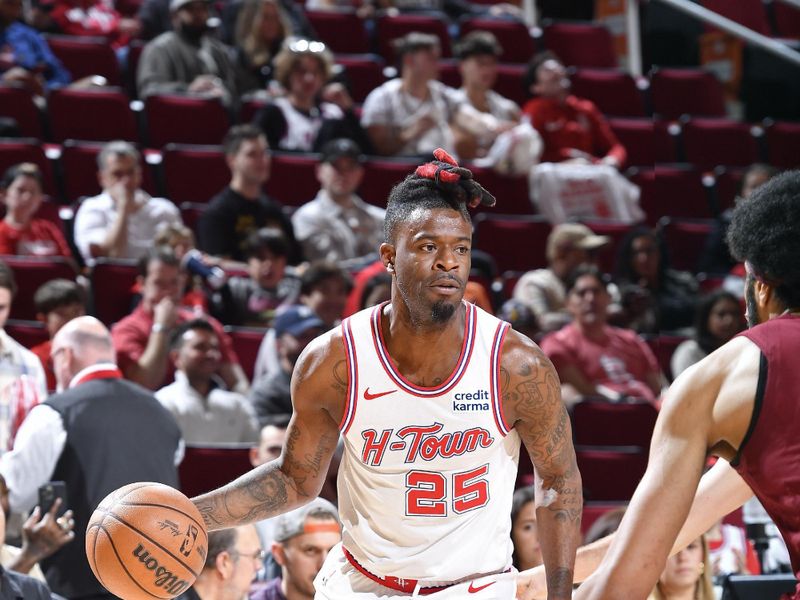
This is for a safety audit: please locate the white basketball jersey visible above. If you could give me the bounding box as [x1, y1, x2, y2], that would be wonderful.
[337, 301, 521, 583]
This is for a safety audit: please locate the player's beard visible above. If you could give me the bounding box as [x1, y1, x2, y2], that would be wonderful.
[431, 300, 457, 323]
[745, 273, 760, 328]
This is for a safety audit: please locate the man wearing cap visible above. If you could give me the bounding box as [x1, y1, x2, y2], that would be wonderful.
[249, 306, 325, 427]
[252, 498, 341, 600]
[291, 139, 385, 267]
[513, 223, 611, 333]
[137, 0, 238, 107]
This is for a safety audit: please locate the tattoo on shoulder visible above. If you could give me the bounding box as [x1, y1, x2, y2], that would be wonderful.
[332, 360, 348, 394]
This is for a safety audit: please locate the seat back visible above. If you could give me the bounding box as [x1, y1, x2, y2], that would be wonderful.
[376, 13, 452, 63]
[89, 259, 139, 325]
[0, 138, 58, 197]
[144, 95, 230, 147]
[570, 69, 646, 117]
[162, 144, 229, 204]
[572, 399, 658, 447]
[0, 85, 44, 139]
[224, 327, 267, 382]
[575, 446, 648, 501]
[45, 35, 122, 85]
[48, 87, 139, 143]
[651, 68, 726, 119]
[459, 18, 536, 63]
[179, 445, 253, 497]
[657, 216, 714, 274]
[306, 9, 371, 54]
[264, 153, 320, 207]
[543, 22, 617, 68]
[681, 118, 762, 170]
[2, 256, 77, 320]
[472, 214, 551, 273]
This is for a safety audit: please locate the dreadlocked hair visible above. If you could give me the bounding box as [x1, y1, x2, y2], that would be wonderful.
[383, 148, 495, 243]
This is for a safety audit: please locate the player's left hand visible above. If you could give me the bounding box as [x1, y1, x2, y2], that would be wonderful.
[515, 571, 547, 600]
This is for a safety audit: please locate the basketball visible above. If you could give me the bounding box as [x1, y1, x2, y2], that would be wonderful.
[85, 482, 209, 600]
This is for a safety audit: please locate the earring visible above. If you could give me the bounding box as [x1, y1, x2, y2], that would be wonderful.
[387, 263, 394, 272]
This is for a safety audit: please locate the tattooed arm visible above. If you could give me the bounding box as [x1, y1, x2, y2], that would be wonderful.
[193, 331, 346, 531]
[501, 331, 582, 600]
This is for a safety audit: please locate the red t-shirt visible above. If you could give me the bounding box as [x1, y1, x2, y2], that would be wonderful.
[522, 95, 627, 166]
[29, 340, 56, 392]
[541, 322, 660, 402]
[111, 303, 240, 390]
[0, 219, 72, 257]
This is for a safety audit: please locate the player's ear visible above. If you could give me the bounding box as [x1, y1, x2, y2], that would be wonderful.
[755, 278, 777, 313]
[380, 243, 395, 274]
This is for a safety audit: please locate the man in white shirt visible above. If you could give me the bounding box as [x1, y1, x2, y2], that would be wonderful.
[73, 140, 182, 266]
[157, 318, 259, 444]
[291, 139, 385, 267]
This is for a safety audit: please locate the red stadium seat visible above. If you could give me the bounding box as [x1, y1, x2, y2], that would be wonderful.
[657, 216, 714, 274]
[437, 59, 460, 88]
[710, 167, 744, 214]
[766, 120, 800, 169]
[224, 326, 267, 382]
[578, 219, 634, 274]
[501, 270, 523, 301]
[472, 214, 551, 273]
[773, 1, 800, 38]
[608, 118, 653, 167]
[582, 502, 627, 536]
[376, 13, 452, 63]
[48, 87, 139, 143]
[45, 35, 121, 86]
[1, 256, 77, 321]
[125, 40, 146, 97]
[575, 446, 648, 502]
[459, 18, 536, 64]
[628, 168, 654, 221]
[178, 445, 253, 497]
[144, 95, 230, 147]
[0, 85, 44, 139]
[651, 68, 726, 119]
[334, 55, 388, 104]
[5, 320, 49, 349]
[494, 63, 527, 107]
[0, 138, 58, 197]
[89, 258, 139, 325]
[641, 165, 713, 225]
[358, 158, 417, 207]
[467, 166, 532, 215]
[570, 69, 646, 117]
[681, 118, 762, 170]
[572, 399, 658, 447]
[654, 119, 680, 163]
[179, 201, 206, 233]
[543, 22, 617, 68]
[644, 333, 690, 381]
[701, 0, 771, 36]
[161, 144, 229, 204]
[306, 9, 371, 54]
[265, 152, 320, 207]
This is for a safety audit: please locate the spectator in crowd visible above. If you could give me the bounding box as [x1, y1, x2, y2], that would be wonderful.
[0, 316, 182, 598]
[254, 262, 351, 380]
[198, 124, 298, 263]
[511, 487, 542, 572]
[253, 38, 370, 153]
[137, 0, 238, 107]
[523, 52, 626, 167]
[0, 163, 72, 259]
[513, 223, 611, 333]
[252, 498, 341, 600]
[73, 141, 182, 266]
[699, 163, 777, 275]
[705, 516, 760, 577]
[584, 506, 626, 545]
[156, 319, 259, 444]
[541, 265, 665, 406]
[0, 260, 47, 450]
[497, 299, 540, 341]
[250, 305, 324, 426]
[233, 0, 292, 92]
[358, 272, 392, 311]
[174, 525, 263, 600]
[112, 246, 249, 393]
[212, 228, 299, 327]
[614, 226, 698, 334]
[51, 0, 140, 52]
[671, 290, 744, 378]
[648, 536, 715, 600]
[291, 139, 384, 266]
[361, 32, 461, 157]
[452, 30, 521, 160]
[0, 0, 70, 93]
[30, 279, 86, 391]
[0, 504, 53, 598]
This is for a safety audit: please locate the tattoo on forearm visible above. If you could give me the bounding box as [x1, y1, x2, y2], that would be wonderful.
[546, 567, 574, 596]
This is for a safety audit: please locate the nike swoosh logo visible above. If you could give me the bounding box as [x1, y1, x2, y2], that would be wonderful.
[468, 580, 496, 593]
[363, 388, 397, 400]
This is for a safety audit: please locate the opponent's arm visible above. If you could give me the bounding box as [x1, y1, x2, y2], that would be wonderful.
[193, 334, 343, 531]
[502, 332, 582, 600]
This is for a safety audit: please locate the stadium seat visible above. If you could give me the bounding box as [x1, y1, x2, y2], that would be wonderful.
[657, 216, 714, 274]
[358, 158, 417, 207]
[765, 120, 800, 169]
[178, 445, 253, 497]
[1, 256, 77, 321]
[494, 63, 528, 107]
[437, 59, 460, 88]
[125, 40, 146, 97]
[772, 1, 800, 38]
[0, 138, 58, 197]
[376, 13, 452, 63]
[0, 85, 44, 139]
[644, 333, 690, 381]
[608, 118, 654, 167]
[710, 167, 744, 214]
[306, 9, 371, 54]
[45, 35, 121, 86]
[48, 87, 139, 143]
[681, 118, 762, 170]
[467, 166, 533, 215]
[650, 68, 726, 119]
[654, 119, 680, 163]
[265, 152, 320, 207]
[570, 69, 646, 117]
[4, 320, 49, 349]
[472, 214, 551, 273]
[224, 326, 268, 382]
[459, 17, 536, 64]
[334, 55, 388, 104]
[641, 165, 713, 225]
[701, 0, 771, 36]
[542, 22, 617, 68]
[179, 201, 206, 233]
[578, 219, 634, 274]
[144, 95, 230, 147]
[582, 502, 627, 536]
[161, 144, 229, 204]
[628, 167, 654, 221]
[89, 259, 139, 325]
[572, 399, 658, 447]
[575, 446, 648, 502]
[500, 270, 523, 301]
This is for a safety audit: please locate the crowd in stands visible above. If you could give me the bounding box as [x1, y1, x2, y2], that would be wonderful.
[1, 0, 799, 596]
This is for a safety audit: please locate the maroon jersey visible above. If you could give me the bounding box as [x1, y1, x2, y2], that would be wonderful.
[733, 314, 800, 594]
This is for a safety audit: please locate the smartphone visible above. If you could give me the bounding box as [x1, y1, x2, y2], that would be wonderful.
[38, 481, 68, 517]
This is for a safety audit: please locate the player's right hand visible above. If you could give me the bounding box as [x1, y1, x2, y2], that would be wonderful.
[515, 570, 547, 600]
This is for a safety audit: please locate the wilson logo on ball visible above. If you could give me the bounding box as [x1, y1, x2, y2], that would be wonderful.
[132, 544, 191, 595]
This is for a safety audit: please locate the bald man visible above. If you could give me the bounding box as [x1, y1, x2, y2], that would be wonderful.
[0, 316, 183, 600]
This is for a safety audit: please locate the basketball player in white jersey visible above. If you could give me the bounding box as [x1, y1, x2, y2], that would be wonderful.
[193, 149, 582, 599]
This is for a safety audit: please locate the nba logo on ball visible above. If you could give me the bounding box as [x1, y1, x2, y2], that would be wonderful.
[86, 482, 209, 600]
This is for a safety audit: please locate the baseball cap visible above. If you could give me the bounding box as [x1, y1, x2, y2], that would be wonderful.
[169, 0, 207, 12]
[546, 223, 610, 261]
[273, 305, 325, 338]
[320, 138, 364, 164]
[273, 498, 340, 542]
